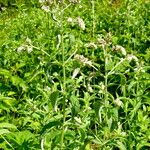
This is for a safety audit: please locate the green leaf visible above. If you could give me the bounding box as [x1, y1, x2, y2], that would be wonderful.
[0, 69, 27, 91]
[0, 123, 17, 130]
[116, 141, 126, 150]
[70, 95, 80, 116]
[0, 129, 10, 135]
[11, 76, 28, 91]
[0, 69, 11, 77]
[41, 121, 61, 134]
[0, 95, 17, 108]
[64, 130, 76, 140]
[49, 91, 59, 109]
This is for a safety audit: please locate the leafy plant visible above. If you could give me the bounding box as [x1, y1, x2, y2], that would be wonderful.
[0, 0, 149, 149]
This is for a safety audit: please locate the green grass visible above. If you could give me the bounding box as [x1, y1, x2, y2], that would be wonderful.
[0, 0, 150, 149]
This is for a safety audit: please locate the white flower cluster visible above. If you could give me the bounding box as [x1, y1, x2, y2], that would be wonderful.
[84, 42, 97, 49]
[112, 45, 127, 56]
[114, 98, 123, 107]
[39, 0, 53, 12]
[69, 0, 81, 3]
[67, 16, 85, 30]
[76, 17, 85, 30]
[74, 54, 92, 66]
[17, 38, 33, 53]
[41, 5, 50, 12]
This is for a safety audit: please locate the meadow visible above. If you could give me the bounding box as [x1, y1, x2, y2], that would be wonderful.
[0, 0, 150, 149]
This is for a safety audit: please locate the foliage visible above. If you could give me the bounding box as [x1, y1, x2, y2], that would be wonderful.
[0, 0, 150, 149]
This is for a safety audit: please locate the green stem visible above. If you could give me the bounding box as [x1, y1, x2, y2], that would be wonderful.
[104, 46, 108, 105]
[92, 0, 95, 39]
[60, 6, 66, 150]
[103, 45, 109, 123]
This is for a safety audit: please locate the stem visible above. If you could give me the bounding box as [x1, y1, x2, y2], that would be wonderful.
[103, 45, 109, 122]
[92, 0, 95, 39]
[103, 45, 108, 104]
[1, 135, 14, 150]
[60, 5, 66, 149]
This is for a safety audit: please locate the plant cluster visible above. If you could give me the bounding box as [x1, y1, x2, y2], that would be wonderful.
[0, 0, 150, 149]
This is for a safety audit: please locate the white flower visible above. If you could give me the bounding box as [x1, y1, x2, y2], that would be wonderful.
[97, 38, 107, 48]
[26, 38, 32, 45]
[87, 84, 93, 93]
[41, 5, 50, 12]
[39, 0, 45, 3]
[127, 54, 138, 62]
[76, 17, 85, 30]
[74, 54, 92, 66]
[114, 98, 123, 107]
[121, 132, 126, 137]
[67, 17, 74, 23]
[17, 45, 26, 53]
[17, 38, 33, 53]
[27, 46, 33, 53]
[113, 45, 127, 56]
[85, 42, 97, 49]
[69, 0, 80, 3]
[72, 68, 80, 79]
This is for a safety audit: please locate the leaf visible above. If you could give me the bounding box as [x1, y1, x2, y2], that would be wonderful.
[116, 141, 126, 150]
[0, 95, 17, 107]
[64, 130, 76, 140]
[79, 128, 86, 143]
[70, 95, 80, 116]
[11, 76, 28, 91]
[49, 91, 59, 109]
[0, 69, 27, 91]
[0, 69, 11, 77]
[41, 121, 61, 134]
[0, 129, 10, 135]
[10, 130, 34, 146]
[0, 123, 17, 130]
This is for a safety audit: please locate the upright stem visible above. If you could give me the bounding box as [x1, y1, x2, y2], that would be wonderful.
[92, 0, 95, 39]
[60, 34, 66, 149]
[103, 45, 108, 107]
[60, 5, 66, 149]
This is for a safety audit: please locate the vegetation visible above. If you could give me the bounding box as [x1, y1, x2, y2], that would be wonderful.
[0, 0, 150, 149]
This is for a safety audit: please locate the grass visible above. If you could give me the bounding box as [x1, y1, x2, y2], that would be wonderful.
[0, 0, 150, 149]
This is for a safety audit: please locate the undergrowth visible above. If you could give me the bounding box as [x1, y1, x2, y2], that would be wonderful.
[0, 0, 150, 149]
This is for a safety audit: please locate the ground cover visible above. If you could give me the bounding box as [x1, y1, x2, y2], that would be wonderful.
[0, 0, 150, 149]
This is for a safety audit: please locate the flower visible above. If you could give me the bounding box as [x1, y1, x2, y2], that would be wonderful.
[67, 17, 74, 23]
[72, 68, 80, 79]
[27, 46, 33, 53]
[97, 38, 107, 48]
[39, 0, 45, 3]
[112, 45, 127, 56]
[76, 17, 85, 30]
[114, 98, 123, 107]
[69, 0, 81, 3]
[41, 5, 50, 12]
[17, 45, 26, 53]
[85, 42, 97, 49]
[17, 38, 33, 53]
[127, 54, 138, 62]
[74, 54, 92, 66]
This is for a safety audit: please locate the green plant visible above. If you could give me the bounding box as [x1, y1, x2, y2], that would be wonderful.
[0, 0, 150, 149]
